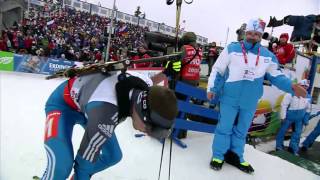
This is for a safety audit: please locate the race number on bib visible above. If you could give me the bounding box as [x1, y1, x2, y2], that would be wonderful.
[44, 111, 61, 141]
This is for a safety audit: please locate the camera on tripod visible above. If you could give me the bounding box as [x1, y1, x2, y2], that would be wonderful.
[144, 32, 183, 54]
[262, 32, 279, 50]
[262, 32, 279, 43]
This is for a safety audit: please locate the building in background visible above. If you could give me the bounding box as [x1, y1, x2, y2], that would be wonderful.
[0, 0, 24, 31]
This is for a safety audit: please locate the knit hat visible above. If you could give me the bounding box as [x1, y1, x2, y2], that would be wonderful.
[133, 86, 178, 139]
[246, 18, 266, 34]
[148, 86, 178, 121]
[280, 33, 289, 41]
[181, 32, 197, 44]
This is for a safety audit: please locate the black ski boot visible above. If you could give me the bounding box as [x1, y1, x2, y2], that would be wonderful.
[224, 150, 254, 174]
[177, 130, 187, 139]
[210, 159, 224, 171]
[287, 147, 299, 155]
[300, 146, 308, 152]
[287, 147, 294, 153]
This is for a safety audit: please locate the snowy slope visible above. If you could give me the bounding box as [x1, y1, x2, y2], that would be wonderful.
[0, 72, 319, 180]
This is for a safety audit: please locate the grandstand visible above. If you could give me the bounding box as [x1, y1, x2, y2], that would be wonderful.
[0, 0, 208, 62]
[0, 0, 208, 44]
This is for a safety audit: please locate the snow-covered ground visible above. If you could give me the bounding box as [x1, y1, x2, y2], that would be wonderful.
[0, 72, 319, 180]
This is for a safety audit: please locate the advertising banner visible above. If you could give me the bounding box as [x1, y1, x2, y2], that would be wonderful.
[13, 54, 75, 75]
[261, 54, 312, 109]
[14, 54, 46, 74]
[40, 58, 75, 75]
[0, 51, 14, 71]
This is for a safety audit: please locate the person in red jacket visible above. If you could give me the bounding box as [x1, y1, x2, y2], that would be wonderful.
[0, 38, 7, 51]
[24, 35, 33, 53]
[131, 45, 153, 68]
[94, 48, 102, 61]
[162, 31, 202, 87]
[165, 31, 203, 139]
[179, 32, 203, 86]
[207, 42, 219, 76]
[272, 33, 296, 65]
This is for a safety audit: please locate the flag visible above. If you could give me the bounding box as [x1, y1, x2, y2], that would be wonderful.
[116, 24, 128, 36]
[47, 20, 55, 26]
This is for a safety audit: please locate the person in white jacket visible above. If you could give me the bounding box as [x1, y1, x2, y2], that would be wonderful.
[276, 79, 312, 155]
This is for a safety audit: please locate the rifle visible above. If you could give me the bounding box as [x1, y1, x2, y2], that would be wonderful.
[46, 53, 182, 80]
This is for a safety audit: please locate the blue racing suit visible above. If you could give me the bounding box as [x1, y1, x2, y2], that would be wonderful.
[41, 72, 152, 180]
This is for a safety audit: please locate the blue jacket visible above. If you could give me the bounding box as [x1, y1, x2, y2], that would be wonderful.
[286, 15, 317, 41]
[207, 40, 294, 109]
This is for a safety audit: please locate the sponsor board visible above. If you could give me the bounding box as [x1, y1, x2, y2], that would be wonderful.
[0, 51, 14, 71]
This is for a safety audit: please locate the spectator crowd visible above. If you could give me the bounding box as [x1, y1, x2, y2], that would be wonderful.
[0, 5, 149, 62]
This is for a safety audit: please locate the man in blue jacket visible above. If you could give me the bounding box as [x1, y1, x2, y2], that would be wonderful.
[207, 18, 307, 173]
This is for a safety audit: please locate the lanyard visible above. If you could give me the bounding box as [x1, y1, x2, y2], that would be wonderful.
[241, 42, 260, 66]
